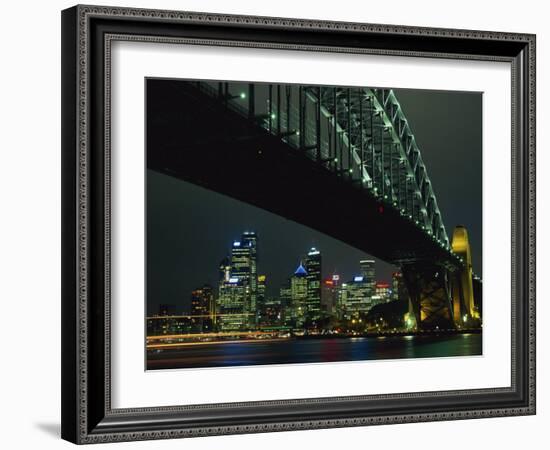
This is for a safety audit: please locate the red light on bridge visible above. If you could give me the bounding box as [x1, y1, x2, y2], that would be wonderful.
[378, 205, 384, 214]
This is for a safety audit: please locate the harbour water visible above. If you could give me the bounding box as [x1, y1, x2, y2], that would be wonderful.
[147, 332, 482, 370]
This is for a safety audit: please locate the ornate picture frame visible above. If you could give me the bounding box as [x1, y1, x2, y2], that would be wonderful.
[61, 4, 536, 444]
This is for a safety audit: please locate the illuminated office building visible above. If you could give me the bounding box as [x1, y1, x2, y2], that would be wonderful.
[217, 277, 248, 331]
[218, 256, 231, 283]
[257, 274, 267, 305]
[230, 232, 258, 328]
[321, 274, 340, 316]
[391, 271, 408, 302]
[279, 280, 292, 325]
[339, 276, 374, 319]
[359, 259, 376, 299]
[290, 263, 308, 329]
[257, 274, 267, 324]
[190, 285, 213, 317]
[375, 282, 391, 303]
[258, 297, 284, 328]
[241, 231, 258, 317]
[190, 284, 215, 332]
[305, 247, 322, 324]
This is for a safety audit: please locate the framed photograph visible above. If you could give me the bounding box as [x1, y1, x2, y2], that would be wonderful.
[61, 5, 536, 444]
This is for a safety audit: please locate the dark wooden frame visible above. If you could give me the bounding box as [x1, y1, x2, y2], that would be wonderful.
[61, 4, 536, 444]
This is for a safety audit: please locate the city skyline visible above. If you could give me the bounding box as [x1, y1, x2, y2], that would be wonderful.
[150, 230, 396, 319]
[148, 229, 418, 335]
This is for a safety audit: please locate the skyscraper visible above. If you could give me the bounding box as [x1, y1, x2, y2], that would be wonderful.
[190, 285, 213, 317]
[241, 232, 258, 317]
[279, 280, 292, 326]
[290, 263, 308, 329]
[321, 275, 340, 316]
[218, 256, 231, 283]
[257, 274, 267, 305]
[217, 276, 248, 331]
[190, 284, 214, 332]
[339, 276, 374, 319]
[230, 232, 258, 328]
[257, 274, 267, 325]
[391, 271, 408, 302]
[359, 259, 376, 300]
[375, 282, 391, 303]
[305, 247, 322, 325]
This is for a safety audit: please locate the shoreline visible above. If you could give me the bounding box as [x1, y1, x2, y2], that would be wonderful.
[147, 328, 482, 350]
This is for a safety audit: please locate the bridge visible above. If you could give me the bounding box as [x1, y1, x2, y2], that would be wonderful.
[147, 79, 481, 331]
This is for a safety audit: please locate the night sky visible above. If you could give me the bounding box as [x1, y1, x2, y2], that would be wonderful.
[146, 85, 482, 316]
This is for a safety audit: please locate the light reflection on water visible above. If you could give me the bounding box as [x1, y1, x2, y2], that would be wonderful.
[147, 333, 482, 370]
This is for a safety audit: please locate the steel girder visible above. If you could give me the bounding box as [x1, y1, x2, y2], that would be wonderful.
[372, 89, 449, 248]
[401, 264, 455, 330]
[306, 86, 449, 248]
[196, 81, 454, 259]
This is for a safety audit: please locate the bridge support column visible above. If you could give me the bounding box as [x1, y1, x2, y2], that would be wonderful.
[450, 225, 477, 327]
[401, 264, 455, 331]
[451, 270, 467, 326]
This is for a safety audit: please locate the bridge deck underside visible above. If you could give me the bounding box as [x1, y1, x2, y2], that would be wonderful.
[147, 80, 458, 269]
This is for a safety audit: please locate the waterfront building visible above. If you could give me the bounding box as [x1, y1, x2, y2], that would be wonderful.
[258, 297, 284, 328]
[305, 247, 322, 325]
[147, 316, 203, 336]
[257, 274, 267, 325]
[279, 280, 292, 325]
[359, 259, 376, 299]
[375, 282, 391, 303]
[218, 256, 231, 283]
[231, 232, 258, 328]
[339, 276, 374, 319]
[257, 274, 267, 305]
[190, 285, 213, 317]
[215, 232, 259, 331]
[217, 277, 249, 331]
[321, 274, 340, 316]
[290, 263, 308, 329]
[391, 271, 408, 302]
[190, 284, 215, 332]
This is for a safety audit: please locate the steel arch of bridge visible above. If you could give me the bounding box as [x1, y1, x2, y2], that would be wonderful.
[315, 86, 450, 249]
[197, 81, 454, 257]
